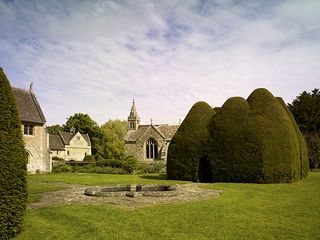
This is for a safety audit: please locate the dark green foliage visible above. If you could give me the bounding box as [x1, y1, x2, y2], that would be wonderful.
[167, 102, 216, 181]
[52, 156, 64, 161]
[0, 67, 27, 239]
[52, 164, 73, 173]
[208, 88, 306, 183]
[276, 97, 309, 178]
[96, 159, 123, 168]
[139, 162, 166, 173]
[83, 155, 95, 162]
[288, 89, 320, 132]
[46, 124, 63, 135]
[123, 156, 139, 173]
[304, 131, 320, 169]
[167, 88, 308, 183]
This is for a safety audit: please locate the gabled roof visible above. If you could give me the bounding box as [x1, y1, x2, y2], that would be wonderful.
[49, 135, 65, 150]
[49, 131, 91, 150]
[12, 87, 46, 124]
[125, 124, 180, 142]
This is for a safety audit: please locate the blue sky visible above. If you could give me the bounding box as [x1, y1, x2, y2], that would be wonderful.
[0, 0, 319, 125]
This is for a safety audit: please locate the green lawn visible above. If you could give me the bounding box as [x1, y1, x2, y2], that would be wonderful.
[17, 172, 320, 240]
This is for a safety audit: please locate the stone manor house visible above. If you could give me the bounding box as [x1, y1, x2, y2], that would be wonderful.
[13, 86, 92, 173]
[49, 130, 91, 161]
[13, 87, 51, 173]
[124, 100, 180, 162]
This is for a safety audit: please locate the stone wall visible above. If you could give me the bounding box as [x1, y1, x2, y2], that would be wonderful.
[23, 124, 51, 173]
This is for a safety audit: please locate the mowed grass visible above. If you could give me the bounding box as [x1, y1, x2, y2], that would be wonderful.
[17, 172, 320, 240]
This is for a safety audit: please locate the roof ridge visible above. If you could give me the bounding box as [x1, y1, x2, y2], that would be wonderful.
[29, 90, 46, 123]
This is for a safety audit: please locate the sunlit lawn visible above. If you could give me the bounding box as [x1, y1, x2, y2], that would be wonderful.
[17, 172, 320, 240]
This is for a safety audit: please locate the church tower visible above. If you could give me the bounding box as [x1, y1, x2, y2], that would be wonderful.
[128, 99, 140, 130]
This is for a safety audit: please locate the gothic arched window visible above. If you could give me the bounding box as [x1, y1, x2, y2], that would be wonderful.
[146, 138, 158, 160]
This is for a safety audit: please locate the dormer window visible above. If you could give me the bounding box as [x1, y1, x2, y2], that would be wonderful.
[24, 124, 34, 135]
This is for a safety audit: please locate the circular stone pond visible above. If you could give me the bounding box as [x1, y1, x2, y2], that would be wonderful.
[84, 184, 180, 198]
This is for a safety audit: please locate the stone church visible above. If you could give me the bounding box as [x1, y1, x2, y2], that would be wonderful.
[124, 100, 179, 162]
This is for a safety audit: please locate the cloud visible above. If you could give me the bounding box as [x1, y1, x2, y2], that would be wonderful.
[0, 0, 319, 125]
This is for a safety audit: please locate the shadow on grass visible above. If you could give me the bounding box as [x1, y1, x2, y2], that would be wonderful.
[139, 174, 167, 180]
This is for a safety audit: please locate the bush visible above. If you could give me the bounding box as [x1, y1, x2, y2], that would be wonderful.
[52, 164, 73, 173]
[52, 156, 64, 161]
[83, 155, 95, 162]
[139, 162, 166, 173]
[207, 89, 308, 183]
[167, 88, 309, 183]
[123, 156, 139, 173]
[167, 101, 216, 182]
[96, 159, 123, 168]
[0, 67, 28, 239]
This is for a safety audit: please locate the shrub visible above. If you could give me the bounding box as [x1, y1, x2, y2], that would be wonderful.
[123, 156, 139, 173]
[208, 88, 307, 183]
[0, 67, 28, 239]
[167, 101, 216, 182]
[96, 159, 123, 168]
[139, 162, 166, 173]
[167, 88, 308, 184]
[83, 155, 95, 162]
[52, 156, 64, 161]
[52, 164, 73, 173]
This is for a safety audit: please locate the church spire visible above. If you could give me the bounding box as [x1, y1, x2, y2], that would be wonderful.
[128, 99, 140, 130]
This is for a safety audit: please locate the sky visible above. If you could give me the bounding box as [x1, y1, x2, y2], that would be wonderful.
[0, 0, 319, 126]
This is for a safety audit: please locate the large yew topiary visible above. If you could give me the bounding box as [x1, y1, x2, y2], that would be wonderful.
[0, 67, 27, 239]
[167, 102, 215, 182]
[167, 88, 308, 183]
[208, 88, 307, 183]
[276, 97, 309, 178]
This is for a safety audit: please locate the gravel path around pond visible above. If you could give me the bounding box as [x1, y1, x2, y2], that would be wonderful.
[27, 183, 222, 210]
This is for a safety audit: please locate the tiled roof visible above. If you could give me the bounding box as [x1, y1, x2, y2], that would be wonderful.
[125, 124, 179, 142]
[49, 135, 65, 150]
[125, 125, 149, 141]
[157, 125, 180, 139]
[58, 131, 91, 146]
[12, 87, 46, 124]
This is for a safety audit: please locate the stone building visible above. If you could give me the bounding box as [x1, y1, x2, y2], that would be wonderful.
[49, 131, 91, 161]
[12, 87, 51, 173]
[124, 100, 179, 162]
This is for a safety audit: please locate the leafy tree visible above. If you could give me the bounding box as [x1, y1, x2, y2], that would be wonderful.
[304, 131, 320, 169]
[288, 89, 320, 132]
[46, 124, 63, 134]
[100, 119, 127, 160]
[0, 67, 27, 239]
[64, 113, 104, 156]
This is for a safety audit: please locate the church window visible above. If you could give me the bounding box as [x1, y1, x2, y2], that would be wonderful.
[24, 124, 34, 135]
[146, 138, 158, 160]
[25, 150, 31, 164]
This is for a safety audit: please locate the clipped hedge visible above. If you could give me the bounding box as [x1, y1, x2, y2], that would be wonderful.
[0, 67, 27, 239]
[208, 88, 307, 183]
[167, 101, 216, 181]
[167, 88, 308, 183]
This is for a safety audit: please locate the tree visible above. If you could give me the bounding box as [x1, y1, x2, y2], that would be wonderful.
[0, 67, 27, 239]
[288, 89, 320, 169]
[304, 131, 320, 169]
[46, 124, 63, 134]
[100, 119, 127, 160]
[288, 89, 320, 132]
[64, 113, 103, 156]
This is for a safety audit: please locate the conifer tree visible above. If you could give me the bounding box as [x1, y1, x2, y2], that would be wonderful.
[0, 67, 27, 239]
